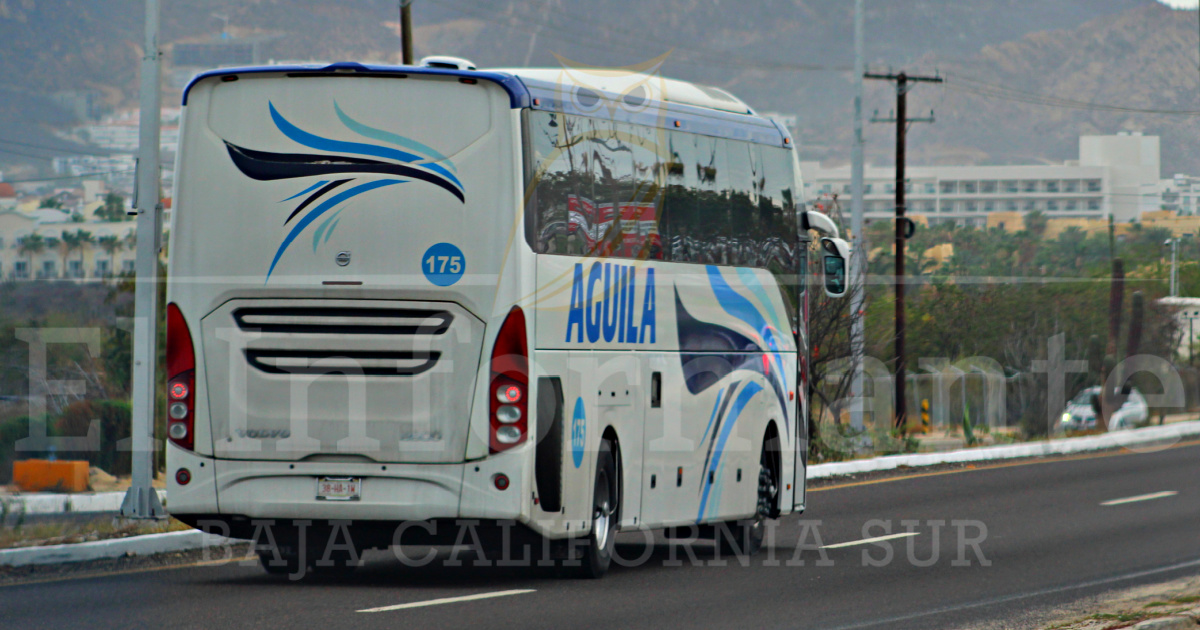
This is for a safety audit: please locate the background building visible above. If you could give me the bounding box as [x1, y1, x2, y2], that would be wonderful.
[803, 133, 1162, 227]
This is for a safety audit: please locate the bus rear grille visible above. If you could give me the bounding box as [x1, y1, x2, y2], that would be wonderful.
[233, 307, 452, 336]
[244, 349, 440, 376]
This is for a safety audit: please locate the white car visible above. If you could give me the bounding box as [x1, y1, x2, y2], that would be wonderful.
[1060, 386, 1149, 431]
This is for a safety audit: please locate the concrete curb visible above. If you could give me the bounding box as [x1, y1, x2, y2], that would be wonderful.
[807, 420, 1200, 479]
[0, 490, 166, 515]
[0, 529, 237, 568]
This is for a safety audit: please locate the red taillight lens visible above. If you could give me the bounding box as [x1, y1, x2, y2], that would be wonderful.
[489, 307, 528, 454]
[166, 303, 195, 452]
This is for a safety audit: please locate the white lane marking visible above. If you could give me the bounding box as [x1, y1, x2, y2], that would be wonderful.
[822, 532, 920, 549]
[1101, 491, 1178, 506]
[357, 589, 536, 613]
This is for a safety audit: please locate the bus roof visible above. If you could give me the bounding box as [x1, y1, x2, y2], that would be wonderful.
[181, 61, 790, 147]
[496, 68, 755, 115]
[181, 61, 531, 108]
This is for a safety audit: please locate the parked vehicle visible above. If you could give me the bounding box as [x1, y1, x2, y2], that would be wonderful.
[1060, 386, 1149, 431]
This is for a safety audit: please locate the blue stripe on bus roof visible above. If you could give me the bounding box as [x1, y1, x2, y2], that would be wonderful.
[181, 61, 531, 108]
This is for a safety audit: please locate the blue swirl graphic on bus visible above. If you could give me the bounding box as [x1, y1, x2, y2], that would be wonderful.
[221, 102, 465, 282]
[697, 381, 763, 521]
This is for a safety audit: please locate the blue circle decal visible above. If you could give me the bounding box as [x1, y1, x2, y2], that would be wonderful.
[421, 243, 465, 286]
[571, 397, 586, 468]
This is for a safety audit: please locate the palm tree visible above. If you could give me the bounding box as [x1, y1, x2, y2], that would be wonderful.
[96, 235, 121, 277]
[120, 229, 137, 276]
[59, 231, 80, 279]
[73, 229, 93, 278]
[15, 232, 45, 279]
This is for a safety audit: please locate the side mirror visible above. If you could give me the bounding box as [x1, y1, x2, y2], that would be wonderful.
[820, 237, 850, 298]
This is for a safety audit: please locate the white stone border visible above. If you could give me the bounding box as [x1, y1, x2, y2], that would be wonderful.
[808, 420, 1200, 479]
[0, 490, 166, 515]
[0, 530, 236, 568]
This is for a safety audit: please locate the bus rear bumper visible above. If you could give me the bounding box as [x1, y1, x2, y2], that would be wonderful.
[166, 448, 531, 525]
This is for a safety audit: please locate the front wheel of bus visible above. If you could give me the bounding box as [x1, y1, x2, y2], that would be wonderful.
[718, 437, 778, 558]
[562, 439, 619, 579]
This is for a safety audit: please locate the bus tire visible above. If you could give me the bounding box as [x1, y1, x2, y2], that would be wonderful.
[561, 439, 619, 579]
[717, 437, 778, 558]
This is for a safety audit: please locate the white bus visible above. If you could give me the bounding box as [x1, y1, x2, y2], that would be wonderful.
[165, 59, 848, 577]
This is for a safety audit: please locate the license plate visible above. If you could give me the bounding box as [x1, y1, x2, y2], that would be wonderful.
[316, 477, 361, 501]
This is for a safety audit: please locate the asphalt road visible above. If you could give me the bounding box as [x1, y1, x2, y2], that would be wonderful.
[3, 441, 1199, 630]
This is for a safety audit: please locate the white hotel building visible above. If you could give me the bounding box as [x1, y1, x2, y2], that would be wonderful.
[802, 133, 1162, 227]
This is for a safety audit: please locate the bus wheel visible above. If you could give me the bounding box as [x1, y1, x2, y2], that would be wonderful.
[562, 439, 619, 579]
[718, 440, 777, 558]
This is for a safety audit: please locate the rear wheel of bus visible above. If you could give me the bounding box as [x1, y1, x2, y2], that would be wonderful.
[561, 439, 619, 579]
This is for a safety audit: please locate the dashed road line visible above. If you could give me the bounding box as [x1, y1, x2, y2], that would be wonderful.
[821, 532, 920, 549]
[358, 589, 537, 613]
[1100, 491, 1178, 506]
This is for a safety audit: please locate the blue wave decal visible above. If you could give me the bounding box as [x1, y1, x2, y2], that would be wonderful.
[223, 102, 466, 282]
[699, 387, 727, 445]
[736, 267, 784, 334]
[697, 381, 763, 522]
[270, 103, 463, 191]
[312, 208, 345, 252]
[280, 180, 329, 202]
[334, 102, 457, 174]
[266, 179, 404, 281]
[705, 266, 790, 429]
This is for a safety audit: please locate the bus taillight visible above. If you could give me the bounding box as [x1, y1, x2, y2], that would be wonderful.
[166, 303, 195, 452]
[489, 306, 528, 454]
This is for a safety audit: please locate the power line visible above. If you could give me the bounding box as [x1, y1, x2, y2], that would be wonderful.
[1, 169, 135, 184]
[0, 147, 54, 162]
[0, 138, 119, 157]
[941, 72, 1200, 116]
[430, 0, 849, 72]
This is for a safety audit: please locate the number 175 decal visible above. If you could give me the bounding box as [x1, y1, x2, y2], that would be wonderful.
[422, 242, 465, 286]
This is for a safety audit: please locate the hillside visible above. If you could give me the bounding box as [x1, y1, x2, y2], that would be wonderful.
[900, 4, 1200, 176]
[4, 0, 1194, 176]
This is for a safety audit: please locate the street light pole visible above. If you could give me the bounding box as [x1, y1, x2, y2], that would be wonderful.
[849, 0, 866, 434]
[400, 0, 414, 65]
[121, 0, 166, 519]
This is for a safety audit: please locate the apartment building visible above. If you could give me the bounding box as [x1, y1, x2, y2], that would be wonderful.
[802, 133, 1162, 227]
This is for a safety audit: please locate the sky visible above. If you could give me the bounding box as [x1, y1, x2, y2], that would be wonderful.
[1159, 0, 1200, 8]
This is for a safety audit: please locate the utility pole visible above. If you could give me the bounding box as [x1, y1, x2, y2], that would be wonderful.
[848, 0, 867, 436]
[866, 70, 941, 434]
[1167, 237, 1179, 297]
[400, 0, 414, 65]
[121, 0, 166, 519]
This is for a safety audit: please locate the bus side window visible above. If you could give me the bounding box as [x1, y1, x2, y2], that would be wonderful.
[762, 145, 801, 320]
[526, 110, 572, 254]
[726, 138, 761, 268]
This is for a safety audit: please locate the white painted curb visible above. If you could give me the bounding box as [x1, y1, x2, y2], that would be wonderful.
[0, 530, 237, 568]
[0, 490, 166, 515]
[807, 420, 1200, 479]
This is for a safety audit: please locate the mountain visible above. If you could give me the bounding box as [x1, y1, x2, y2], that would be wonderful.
[1, 0, 1190, 177]
[900, 3, 1200, 176]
